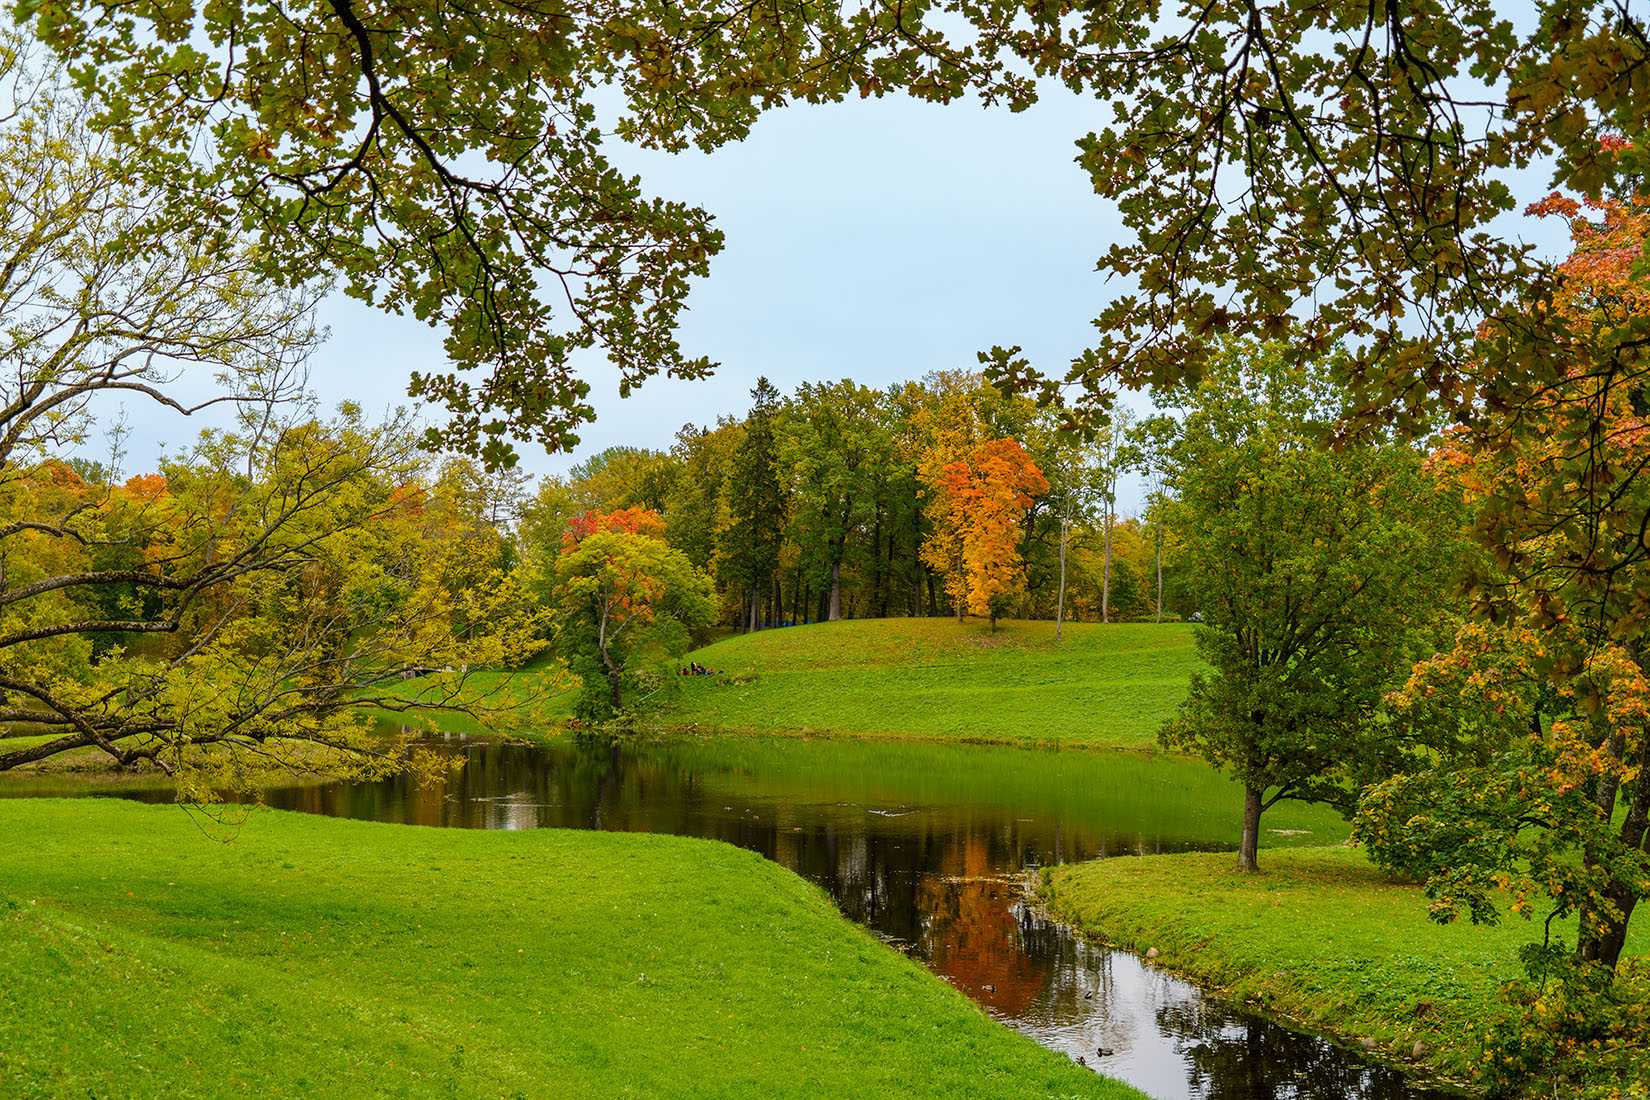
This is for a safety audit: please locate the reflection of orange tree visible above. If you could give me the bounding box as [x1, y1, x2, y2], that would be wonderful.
[916, 831, 1048, 1016]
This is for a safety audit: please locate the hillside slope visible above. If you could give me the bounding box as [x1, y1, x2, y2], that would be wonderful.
[663, 619, 1198, 748]
[1, 799, 1144, 1100]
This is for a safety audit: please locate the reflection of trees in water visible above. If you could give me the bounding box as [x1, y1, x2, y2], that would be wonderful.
[219, 736, 1453, 1100]
[1157, 999, 1458, 1100]
[912, 831, 1049, 1015]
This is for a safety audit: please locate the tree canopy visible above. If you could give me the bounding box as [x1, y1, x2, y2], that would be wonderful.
[1158, 343, 1463, 871]
[26, 0, 1644, 467]
[538, 507, 716, 718]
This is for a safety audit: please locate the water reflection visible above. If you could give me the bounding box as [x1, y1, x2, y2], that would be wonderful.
[6, 734, 1459, 1100]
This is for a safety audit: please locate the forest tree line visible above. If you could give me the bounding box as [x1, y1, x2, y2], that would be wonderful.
[517, 371, 1173, 635]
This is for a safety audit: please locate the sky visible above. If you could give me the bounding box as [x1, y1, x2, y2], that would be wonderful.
[100, 79, 1572, 517]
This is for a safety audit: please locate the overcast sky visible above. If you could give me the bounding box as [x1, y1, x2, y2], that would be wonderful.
[101, 82, 1571, 517]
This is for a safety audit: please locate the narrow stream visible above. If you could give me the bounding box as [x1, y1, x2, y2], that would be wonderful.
[7, 734, 1462, 1100]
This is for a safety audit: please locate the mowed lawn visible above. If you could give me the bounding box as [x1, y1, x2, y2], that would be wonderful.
[1041, 847, 1650, 1087]
[664, 618, 1199, 747]
[0, 799, 1144, 1100]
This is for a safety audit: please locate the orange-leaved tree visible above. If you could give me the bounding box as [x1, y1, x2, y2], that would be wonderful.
[939, 438, 1048, 632]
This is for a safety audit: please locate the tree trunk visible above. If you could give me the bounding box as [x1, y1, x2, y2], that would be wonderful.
[1056, 510, 1070, 642]
[871, 510, 885, 618]
[598, 641, 623, 711]
[1155, 517, 1164, 624]
[926, 572, 937, 618]
[748, 584, 760, 633]
[1102, 499, 1114, 624]
[828, 559, 843, 621]
[1580, 751, 1650, 967]
[1237, 784, 1263, 872]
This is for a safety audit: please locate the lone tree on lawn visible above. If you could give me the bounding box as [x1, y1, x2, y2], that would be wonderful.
[939, 438, 1048, 632]
[1159, 343, 1462, 872]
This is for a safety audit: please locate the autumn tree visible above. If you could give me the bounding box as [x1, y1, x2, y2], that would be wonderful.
[422, 457, 533, 641]
[906, 371, 1042, 621]
[0, 411, 546, 792]
[939, 438, 1048, 632]
[0, 42, 548, 790]
[541, 508, 715, 718]
[1358, 182, 1650, 984]
[1158, 345, 1463, 872]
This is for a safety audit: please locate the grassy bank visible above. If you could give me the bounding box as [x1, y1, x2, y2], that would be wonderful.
[664, 618, 1198, 747]
[1040, 846, 1649, 1091]
[1, 799, 1143, 1100]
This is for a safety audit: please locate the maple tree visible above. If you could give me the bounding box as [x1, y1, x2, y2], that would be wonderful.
[938, 438, 1048, 632]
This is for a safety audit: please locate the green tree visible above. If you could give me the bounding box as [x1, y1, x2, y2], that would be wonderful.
[566, 447, 679, 514]
[778, 381, 893, 622]
[662, 419, 741, 575]
[1159, 345, 1462, 871]
[719, 378, 788, 632]
[978, 2, 1641, 445]
[541, 508, 715, 717]
[26, 0, 1041, 464]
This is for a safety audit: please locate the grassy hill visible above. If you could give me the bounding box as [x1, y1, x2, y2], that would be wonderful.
[1, 799, 1143, 1100]
[661, 618, 1199, 748]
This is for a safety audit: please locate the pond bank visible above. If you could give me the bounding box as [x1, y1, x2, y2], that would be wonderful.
[1039, 846, 1650, 1095]
[1, 799, 1143, 1100]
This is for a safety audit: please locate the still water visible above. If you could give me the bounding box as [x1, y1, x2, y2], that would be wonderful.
[11, 734, 1461, 1100]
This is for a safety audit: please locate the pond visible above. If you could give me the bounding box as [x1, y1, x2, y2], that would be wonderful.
[5, 733, 1462, 1100]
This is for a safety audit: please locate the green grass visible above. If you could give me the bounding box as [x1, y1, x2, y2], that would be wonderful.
[1039, 846, 1650, 1089]
[0, 799, 1144, 1100]
[662, 618, 1198, 748]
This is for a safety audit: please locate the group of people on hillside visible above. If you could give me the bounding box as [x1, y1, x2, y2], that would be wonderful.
[681, 661, 717, 676]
